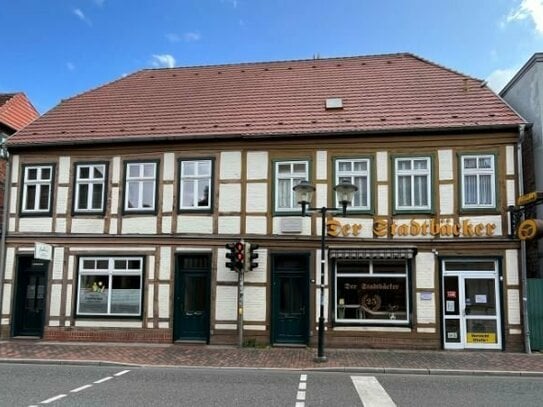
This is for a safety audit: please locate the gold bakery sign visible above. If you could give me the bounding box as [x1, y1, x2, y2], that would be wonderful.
[327, 218, 497, 238]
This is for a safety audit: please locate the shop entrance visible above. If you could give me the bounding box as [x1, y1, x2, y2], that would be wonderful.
[441, 259, 502, 350]
[173, 254, 211, 342]
[13, 256, 48, 337]
[271, 253, 309, 345]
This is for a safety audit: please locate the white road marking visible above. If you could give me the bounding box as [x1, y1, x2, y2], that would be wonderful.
[351, 376, 396, 407]
[296, 374, 307, 407]
[114, 369, 131, 377]
[94, 376, 113, 384]
[40, 394, 67, 404]
[71, 384, 93, 393]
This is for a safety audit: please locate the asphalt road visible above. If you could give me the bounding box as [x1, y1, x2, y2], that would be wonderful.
[1, 363, 543, 407]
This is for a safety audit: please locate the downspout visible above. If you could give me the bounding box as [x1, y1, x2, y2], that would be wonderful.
[517, 123, 531, 354]
[0, 152, 10, 338]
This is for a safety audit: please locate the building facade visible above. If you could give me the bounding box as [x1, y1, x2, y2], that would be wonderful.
[501, 54, 543, 278]
[0, 54, 527, 351]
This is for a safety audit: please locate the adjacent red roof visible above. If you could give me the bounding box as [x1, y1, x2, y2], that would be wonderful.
[0, 93, 39, 132]
[9, 53, 524, 147]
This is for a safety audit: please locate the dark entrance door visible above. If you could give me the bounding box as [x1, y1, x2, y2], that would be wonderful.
[173, 254, 211, 342]
[272, 254, 309, 345]
[13, 256, 48, 337]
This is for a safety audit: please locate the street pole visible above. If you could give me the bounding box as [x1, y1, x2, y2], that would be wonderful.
[238, 266, 244, 348]
[316, 207, 327, 362]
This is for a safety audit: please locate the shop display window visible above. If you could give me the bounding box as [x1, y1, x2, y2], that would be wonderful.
[76, 257, 143, 317]
[335, 259, 409, 324]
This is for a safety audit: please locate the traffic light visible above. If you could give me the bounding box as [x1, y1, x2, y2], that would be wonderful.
[234, 240, 245, 270]
[244, 243, 259, 272]
[225, 242, 236, 271]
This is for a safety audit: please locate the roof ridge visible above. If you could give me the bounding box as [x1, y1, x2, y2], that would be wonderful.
[142, 52, 412, 72]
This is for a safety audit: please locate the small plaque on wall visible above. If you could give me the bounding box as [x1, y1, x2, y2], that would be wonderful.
[420, 292, 433, 301]
[280, 217, 303, 233]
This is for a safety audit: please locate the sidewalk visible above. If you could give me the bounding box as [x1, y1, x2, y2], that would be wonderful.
[1, 340, 542, 376]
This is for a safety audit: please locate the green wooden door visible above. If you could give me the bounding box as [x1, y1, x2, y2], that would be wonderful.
[272, 254, 309, 345]
[174, 254, 211, 342]
[14, 257, 48, 337]
[528, 279, 543, 350]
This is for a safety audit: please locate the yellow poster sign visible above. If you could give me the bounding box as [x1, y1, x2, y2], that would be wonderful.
[467, 332, 496, 343]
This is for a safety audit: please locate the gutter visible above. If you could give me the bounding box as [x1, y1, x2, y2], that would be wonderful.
[517, 123, 531, 354]
[0, 153, 10, 337]
[6, 123, 524, 151]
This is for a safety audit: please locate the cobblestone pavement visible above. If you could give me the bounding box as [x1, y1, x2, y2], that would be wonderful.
[1, 340, 542, 375]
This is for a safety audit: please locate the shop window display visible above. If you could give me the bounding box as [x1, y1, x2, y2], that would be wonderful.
[77, 257, 143, 317]
[335, 260, 409, 324]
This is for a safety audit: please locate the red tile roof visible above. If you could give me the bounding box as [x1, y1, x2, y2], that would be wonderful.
[0, 93, 39, 132]
[8, 53, 524, 147]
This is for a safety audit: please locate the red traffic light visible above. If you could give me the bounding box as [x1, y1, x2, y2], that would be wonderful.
[235, 241, 245, 262]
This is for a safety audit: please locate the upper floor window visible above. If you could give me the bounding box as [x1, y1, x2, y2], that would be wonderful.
[179, 159, 212, 210]
[21, 165, 54, 214]
[461, 155, 495, 209]
[394, 157, 431, 211]
[74, 163, 107, 213]
[275, 161, 308, 212]
[124, 162, 157, 212]
[335, 158, 370, 211]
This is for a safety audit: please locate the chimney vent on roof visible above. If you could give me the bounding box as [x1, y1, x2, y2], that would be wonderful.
[325, 98, 343, 110]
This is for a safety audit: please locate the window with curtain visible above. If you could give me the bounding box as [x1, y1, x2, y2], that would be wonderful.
[275, 161, 308, 212]
[461, 155, 495, 209]
[335, 158, 370, 211]
[76, 257, 143, 317]
[394, 157, 431, 211]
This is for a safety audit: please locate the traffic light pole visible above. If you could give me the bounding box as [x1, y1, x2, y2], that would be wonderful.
[238, 263, 244, 348]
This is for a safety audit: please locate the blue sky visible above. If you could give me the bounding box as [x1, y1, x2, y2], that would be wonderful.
[1, 0, 543, 114]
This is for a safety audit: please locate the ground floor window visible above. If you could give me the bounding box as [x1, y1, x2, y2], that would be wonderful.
[76, 257, 143, 317]
[335, 259, 410, 324]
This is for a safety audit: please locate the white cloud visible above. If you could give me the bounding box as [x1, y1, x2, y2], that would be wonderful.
[166, 32, 201, 43]
[221, 0, 238, 8]
[73, 8, 92, 26]
[93, 0, 106, 6]
[151, 54, 176, 68]
[507, 0, 543, 34]
[184, 32, 201, 42]
[66, 62, 75, 71]
[486, 66, 521, 93]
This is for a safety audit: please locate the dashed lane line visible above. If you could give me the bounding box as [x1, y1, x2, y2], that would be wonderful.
[70, 384, 93, 393]
[40, 394, 67, 404]
[94, 376, 113, 384]
[28, 369, 131, 406]
[295, 374, 308, 407]
[351, 376, 396, 407]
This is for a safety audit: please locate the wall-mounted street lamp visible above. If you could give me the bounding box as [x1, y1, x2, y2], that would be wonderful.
[293, 179, 358, 362]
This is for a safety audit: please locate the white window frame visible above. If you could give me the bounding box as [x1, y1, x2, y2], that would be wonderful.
[76, 256, 143, 317]
[394, 157, 431, 211]
[274, 160, 309, 212]
[74, 163, 106, 213]
[179, 159, 212, 210]
[124, 162, 157, 212]
[335, 260, 410, 325]
[335, 158, 370, 211]
[461, 154, 496, 209]
[21, 165, 53, 213]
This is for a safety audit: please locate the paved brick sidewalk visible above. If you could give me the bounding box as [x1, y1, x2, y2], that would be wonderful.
[1, 340, 542, 375]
